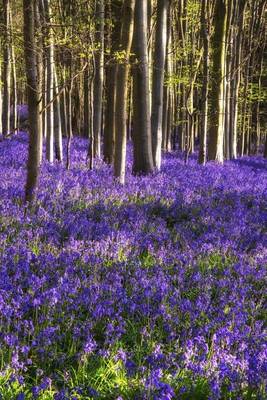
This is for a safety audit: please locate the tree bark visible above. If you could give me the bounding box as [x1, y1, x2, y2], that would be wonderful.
[231, 0, 246, 158]
[198, 0, 209, 164]
[208, 0, 227, 163]
[2, 0, 12, 137]
[93, 0, 104, 158]
[24, 0, 41, 203]
[103, 0, 122, 164]
[151, 0, 170, 170]
[54, 65, 63, 161]
[114, 0, 136, 184]
[132, 0, 154, 175]
[44, 0, 55, 163]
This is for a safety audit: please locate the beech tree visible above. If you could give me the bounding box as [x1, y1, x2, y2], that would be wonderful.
[23, 0, 41, 202]
[114, 0, 135, 184]
[208, 0, 227, 163]
[93, 0, 104, 158]
[2, 0, 11, 137]
[151, 0, 170, 170]
[132, 0, 154, 175]
[44, 0, 55, 163]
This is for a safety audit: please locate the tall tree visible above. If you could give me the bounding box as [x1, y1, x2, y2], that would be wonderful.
[44, 0, 55, 163]
[114, 0, 135, 184]
[93, 0, 104, 158]
[208, 0, 227, 163]
[132, 0, 154, 175]
[103, 0, 123, 164]
[2, 0, 11, 137]
[230, 1, 246, 159]
[151, 0, 170, 170]
[23, 0, 41, 202]
[198, 0, 209, 165]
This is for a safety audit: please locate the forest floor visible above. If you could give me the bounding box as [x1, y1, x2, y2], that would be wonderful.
[0, 133, 266, 399]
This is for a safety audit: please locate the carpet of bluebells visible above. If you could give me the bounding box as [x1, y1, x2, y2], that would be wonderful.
[0, 133, 266, 400]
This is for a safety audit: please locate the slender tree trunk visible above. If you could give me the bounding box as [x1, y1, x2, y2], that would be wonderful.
[208, 0, 227, 163]
[114, 0, 136, 184]
[35, 0, 43, 164]
[84, 65, 90, 138]
[88, 61, 95, 170]
[66, 64, 73, 170]
[2, 0, 12, 137]
[151, 0, 170, 170]
[10, 8, 18, 134]
[44, 0, 54, 163]
[24, 0, 41, 203]
[198, 0, 209, 164]
[132, 0, 154, 175]
[103, 0, 122, 164]
[232, 0, 246, 158]
[54, 66, 63, 161]
[61, 67, 68, 137]
[93, 0, 104, 158]
[162, 15, 171, 151]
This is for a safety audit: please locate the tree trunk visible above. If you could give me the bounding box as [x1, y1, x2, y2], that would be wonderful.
[23, 0, 41, 203]
[2, 0, 12, 137]
[93, 0, 104, 158]
[231, 1, 246, 158]
[54, 66, 63, 161]
[198, 0, 209, 164]
[132, 0, 154, 175]
[208, 0, 227, 163]
[114, 0, 136, 184]
[44, 0, 55, 163]
[10, 8, 18, 134]
[84, 65, 90, 139]
[151, 0, 170, 170]
[103, 0, 122, 164]
[34, 0, 43, 164]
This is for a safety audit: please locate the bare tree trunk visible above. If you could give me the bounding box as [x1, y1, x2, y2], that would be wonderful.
[35, 0, 43, 164]
[132, 0, 154, 175]
[66, 66, 73, 170]
[114, 0, 136, 184]
[93, 0, 104, 158]
[208, 0, 227, 163]
[2, 0, 12, 137]
[198, 0, 209, 164]
[24, 0, 41, 203]
[9, 8, 18, 134]
[151, 0, 170, 170]
[84, 65, 90, 138]
[54, 66, 63, 161]
[103, 0, 122, 164]
[44, 0, 54, 163]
